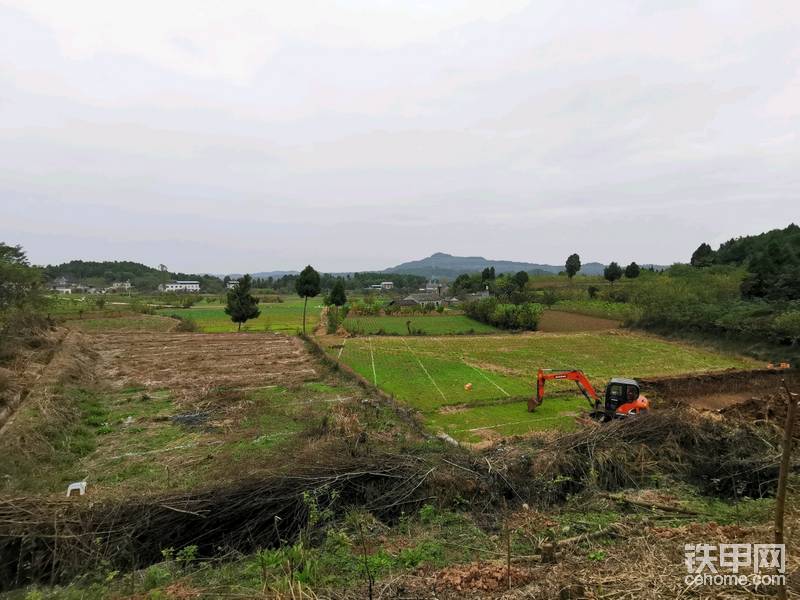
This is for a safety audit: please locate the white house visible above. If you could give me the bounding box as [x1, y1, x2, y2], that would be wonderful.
[380, 281, 394, 290]
[226, 279, 240, 290]
[110, 281, 132, 291]
[158, 280, 200, 293]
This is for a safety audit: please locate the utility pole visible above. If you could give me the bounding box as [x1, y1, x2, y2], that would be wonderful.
[775, 378, 797, 600]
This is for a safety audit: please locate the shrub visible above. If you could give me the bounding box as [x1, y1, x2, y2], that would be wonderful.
[773, 311, 800, 346]
[464, 298, 542, 330]
[173, 316, 198, 332]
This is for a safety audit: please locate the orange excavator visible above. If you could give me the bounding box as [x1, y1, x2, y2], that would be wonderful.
[530, 369, 649, 421]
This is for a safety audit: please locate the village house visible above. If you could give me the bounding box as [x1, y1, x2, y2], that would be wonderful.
[158, 280, 200, 293]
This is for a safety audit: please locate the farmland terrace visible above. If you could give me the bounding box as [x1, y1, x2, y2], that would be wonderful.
[0, 323, 409, 497]
[322, 330, 760, 443]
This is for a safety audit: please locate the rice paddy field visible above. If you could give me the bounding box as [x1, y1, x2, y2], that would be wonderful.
[157, 297, 321, 333]
[325, 332, 758, 442]
[343, 314, 497, 335]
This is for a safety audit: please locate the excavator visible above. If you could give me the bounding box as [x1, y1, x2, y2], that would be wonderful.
[530, 369, 649, 421]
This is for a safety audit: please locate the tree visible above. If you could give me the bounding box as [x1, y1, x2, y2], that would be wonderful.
[0, 243, 42, 313]
[587, 286, 599, 299]
[224, 274, 260, 332]
[328, 279, 347, 307]
[481, 267, 496, 282]
[604, 262, 623, 285]
[624, 262, 641, 279]
[295, 265, 321, 334]
[565, 253, 581, 279]
[690, 243, 715, 267]
[512, 270, 529, 291]
[773, 311, 800, 346]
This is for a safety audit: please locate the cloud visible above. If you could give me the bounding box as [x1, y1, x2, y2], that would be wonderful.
[1, 1, 799, 271]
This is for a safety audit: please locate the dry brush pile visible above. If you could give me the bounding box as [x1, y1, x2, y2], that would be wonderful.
[0, 408, 787, 590]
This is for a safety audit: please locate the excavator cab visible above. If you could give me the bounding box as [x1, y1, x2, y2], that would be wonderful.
[598, 378, 649, 420]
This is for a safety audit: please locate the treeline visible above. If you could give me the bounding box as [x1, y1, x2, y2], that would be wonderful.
[41, 260, 225, 292]
[0, 244, 48, 339]
[253, 272, 427, 293]
[691, 223, 800, 301]
[627, 265, 800, 346]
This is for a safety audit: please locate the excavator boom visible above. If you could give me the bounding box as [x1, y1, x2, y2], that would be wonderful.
[530, 369, 599, 412]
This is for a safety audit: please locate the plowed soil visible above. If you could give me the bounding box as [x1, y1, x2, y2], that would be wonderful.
[640, 368, 799, 410]
[91, 332, 318, 391]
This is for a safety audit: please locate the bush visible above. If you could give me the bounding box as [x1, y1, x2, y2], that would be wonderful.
[172, 315, 198, 332]
[464, 298, 542, 330]
[773, 311, 800, 345]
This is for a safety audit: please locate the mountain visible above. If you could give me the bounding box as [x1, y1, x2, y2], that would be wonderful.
[383, 253, 607, 278]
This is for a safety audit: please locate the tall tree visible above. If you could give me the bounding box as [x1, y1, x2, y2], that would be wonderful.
[0, 243, 41, 313]
[604, 262, 623, 285]
[296, 265, 321, 334]
[624, 262, 641, 279]
[481, 266, 496, 282]
[690, 243, 715, 267]
[224, 274, 260, 332]
[565, 253, 581, 279]
[328, 278, 347, 306]
[512, 270, 529, 291]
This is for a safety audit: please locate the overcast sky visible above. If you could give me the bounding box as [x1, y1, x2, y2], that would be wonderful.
[1, 1, 798, 273]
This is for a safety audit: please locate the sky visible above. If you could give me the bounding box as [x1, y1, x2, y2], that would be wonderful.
[1, 1, 799, 273]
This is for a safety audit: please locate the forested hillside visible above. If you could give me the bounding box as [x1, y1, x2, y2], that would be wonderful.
[41, 260, 224, 292]
[692, 223, 800, 300]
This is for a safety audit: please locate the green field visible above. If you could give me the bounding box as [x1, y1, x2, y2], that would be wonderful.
[343, 314, 497, 335]
[68, 315, 177, 332]
[158, 297, 321, 333]
[327, 332, 757, 442]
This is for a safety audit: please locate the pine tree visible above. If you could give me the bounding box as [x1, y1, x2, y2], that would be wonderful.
[604, 262, 623, 285]
[329, 279, 347, 306]
[224, 274, 260, 331]
[624, 262, 641, 279]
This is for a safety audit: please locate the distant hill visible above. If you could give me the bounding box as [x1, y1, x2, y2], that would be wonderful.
[41, 260, 224, 292]
[383, 252, 606, 278]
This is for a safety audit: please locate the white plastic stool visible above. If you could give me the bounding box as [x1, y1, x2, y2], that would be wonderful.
[66, 481, 87, 497]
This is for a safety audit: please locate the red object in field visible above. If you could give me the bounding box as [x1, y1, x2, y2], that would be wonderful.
[532, 368, 649, 421]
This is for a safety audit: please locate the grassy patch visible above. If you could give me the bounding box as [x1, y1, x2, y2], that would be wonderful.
[343, 315, 497, 335]
[327, 331, 757, 441]
[68, 315, 177, 333]
[552, 300, 638, 321]
[158, 297, 320, 333]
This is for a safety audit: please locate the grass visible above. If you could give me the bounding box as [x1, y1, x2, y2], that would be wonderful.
[552, 300, 639, 321]
[0, 377, 379, 495]
[157, 297, 321, 333]
[343, 314, 497, 335]
[326, 331, 757, 442]
[67, 315, 177, 333]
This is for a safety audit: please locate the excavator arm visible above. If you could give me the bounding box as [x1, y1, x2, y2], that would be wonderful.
[530, 369, 599, 412]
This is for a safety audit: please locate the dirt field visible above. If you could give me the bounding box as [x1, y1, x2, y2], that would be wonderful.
[91, 331, 319, 392]
[640, 368, 800, 410]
